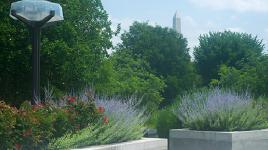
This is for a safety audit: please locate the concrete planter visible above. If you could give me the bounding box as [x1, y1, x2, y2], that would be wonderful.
[169, 129, 268, 150]
[74, 138, 167, 150]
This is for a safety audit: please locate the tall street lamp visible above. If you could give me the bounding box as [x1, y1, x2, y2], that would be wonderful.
[10, 0, 64, 104]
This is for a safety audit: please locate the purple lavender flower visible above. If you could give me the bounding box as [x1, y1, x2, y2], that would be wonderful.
[205, 88, 251, 112]
[95, 96, 147, 126]
[174, 87, 266, 131]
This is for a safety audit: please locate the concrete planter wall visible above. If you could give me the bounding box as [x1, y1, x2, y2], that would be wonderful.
[74, 138, 167, 150]
[169, 129, 268, 150]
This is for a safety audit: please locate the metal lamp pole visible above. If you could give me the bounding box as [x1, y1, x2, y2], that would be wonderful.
[10, 0, 64, 105]
[11, 10, 55, 104]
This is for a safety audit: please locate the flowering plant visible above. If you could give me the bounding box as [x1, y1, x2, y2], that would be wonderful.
[63, 96, 99, 131]
[0, 94, 101, 149]
[174, 88, 268, 131]
[0, 101, 17, 149]
[48, 96, 147, 149]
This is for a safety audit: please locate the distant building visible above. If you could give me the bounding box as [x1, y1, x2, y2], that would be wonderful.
[173, 11, 181, 33]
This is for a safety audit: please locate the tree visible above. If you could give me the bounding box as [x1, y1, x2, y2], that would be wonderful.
[99, 50, 166, 112]
[0, 0, 113, 105]
[211, 55, 268, 96]
[254, 55, 268, 96]
[194, 31, 264, 85]
[0, 0, 32, 103]
[118, 22, 198, 105]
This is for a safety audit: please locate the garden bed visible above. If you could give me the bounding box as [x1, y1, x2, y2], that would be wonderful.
[74, 138, 167, 150]
[169, 129, 268, 150]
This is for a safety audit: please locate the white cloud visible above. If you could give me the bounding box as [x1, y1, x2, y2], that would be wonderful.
[225, 27, 244, 32]
[230, 15, 238, 20]
[189, 0, 268, 12]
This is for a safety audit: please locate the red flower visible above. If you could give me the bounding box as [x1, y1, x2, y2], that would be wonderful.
[15, 143, 22, 150]
[103, 116, 109, 124]
[97, 106, 105, 113]
[67, 96, 76, 103]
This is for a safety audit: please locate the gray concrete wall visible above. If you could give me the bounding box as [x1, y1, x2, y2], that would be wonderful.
[74, 138, 167, 150]
[169, 129, 268, 150]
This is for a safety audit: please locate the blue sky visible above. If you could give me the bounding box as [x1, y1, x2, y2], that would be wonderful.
[102, 0, 268, 53]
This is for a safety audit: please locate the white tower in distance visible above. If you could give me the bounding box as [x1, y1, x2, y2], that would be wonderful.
[173, 11, 181, 34]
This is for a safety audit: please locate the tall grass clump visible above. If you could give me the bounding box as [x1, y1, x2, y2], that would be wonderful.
[48, 96, 147, 149]
[174, 88, 268, 131]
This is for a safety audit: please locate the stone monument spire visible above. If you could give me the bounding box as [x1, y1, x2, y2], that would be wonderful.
[173, 11, 181, 33]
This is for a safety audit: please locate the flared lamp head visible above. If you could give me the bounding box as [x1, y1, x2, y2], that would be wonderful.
[10, 0, 63, 22]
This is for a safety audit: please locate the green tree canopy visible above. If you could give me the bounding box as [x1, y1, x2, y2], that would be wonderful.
[194, 31, 264, 85]
[117, 22, 198, 105]
[0, 0, 113, 104]
[108, 50, 166, 112]
[211, 55, 268, 96]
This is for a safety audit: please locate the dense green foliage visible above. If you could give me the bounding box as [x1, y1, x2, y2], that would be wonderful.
[108, 51, 165, 112]
[211, 55, 268, 96]
[156, 108, 181, 138]
[194, 31, 264, 85]
[0, 0, 114, 105]
[117, 22, 199, 105]
[0, 0, 31, 104]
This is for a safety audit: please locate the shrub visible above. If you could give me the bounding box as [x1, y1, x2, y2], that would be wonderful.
[16, 102, 51, 149]
[156, 108, 181, 138]
[174, 88, 268, 131]
[0, 101, 56, 150]
[48, 96, 147, 149]
[0, 95, 100, 149]
[0, 101, 17, 149]
[50, 108, 70, 139]
[60, 96, 99, 131]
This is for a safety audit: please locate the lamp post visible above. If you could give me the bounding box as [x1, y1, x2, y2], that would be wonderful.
[10, 0, 64, 105]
